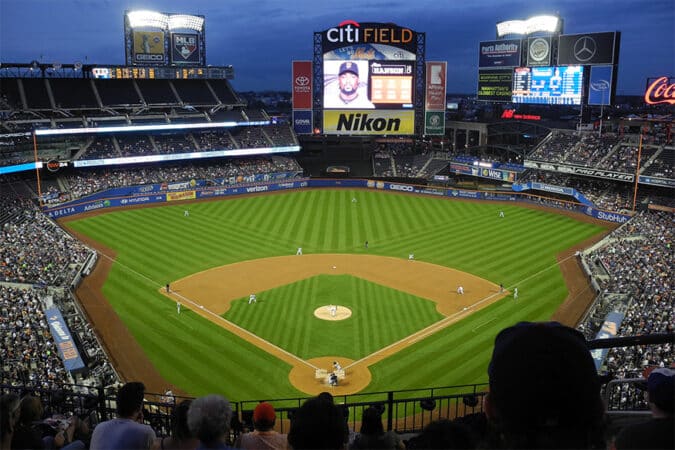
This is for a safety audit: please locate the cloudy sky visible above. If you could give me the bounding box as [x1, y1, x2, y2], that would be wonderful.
[1, 0, 673, 94]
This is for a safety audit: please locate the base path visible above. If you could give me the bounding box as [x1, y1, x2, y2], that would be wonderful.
[164, 254, 505, 395]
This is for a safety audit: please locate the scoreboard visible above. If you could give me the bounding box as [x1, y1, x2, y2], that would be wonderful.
[512, 66, 583, 105]
[91, 66, 233, 80]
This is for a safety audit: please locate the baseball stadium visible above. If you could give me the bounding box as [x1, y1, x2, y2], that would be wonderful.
[1, 8, 673, 449]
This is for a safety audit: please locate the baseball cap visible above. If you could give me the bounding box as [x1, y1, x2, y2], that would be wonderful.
[644, 367, 674, 413]
[339, 61, 359, 76]
[488, 321, 601, 428]
[253, 402, 276, 424]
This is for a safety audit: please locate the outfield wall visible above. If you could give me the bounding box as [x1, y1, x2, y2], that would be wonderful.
[44, 178, 632, 224]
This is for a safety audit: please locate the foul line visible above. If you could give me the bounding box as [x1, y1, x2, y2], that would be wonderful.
[345, 253, 578, 370]
[94, 250, 578, 375]
[94, 251, 318, 371]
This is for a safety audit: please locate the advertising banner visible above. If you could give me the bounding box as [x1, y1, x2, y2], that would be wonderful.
[588, 65, 614, 106]
[590, 311, 625, 370]
[478, 39, 521, 68]
[293, 110, 313, 135]
[524, 160, 635, 182]
[425, 62, 447, 110]
[45, 307, 85, 372]
[424, 111, 445, 135]
[323, 110, 414, 135]
[320, 21, 417, 54]
[167, 191, 196, 201]
[558, 32, 619, 65]
[477, 69, 513, 101]
[526, 36, 552, 66]
[292, 61, 313, 109]
[171, 33, 200, 65]
[132, 31, 166, 64]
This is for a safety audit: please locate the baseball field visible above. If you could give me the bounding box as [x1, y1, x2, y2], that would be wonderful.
[63, 188, 613, 401]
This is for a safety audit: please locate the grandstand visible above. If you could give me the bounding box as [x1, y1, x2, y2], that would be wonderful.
[1, 17, 673, 450]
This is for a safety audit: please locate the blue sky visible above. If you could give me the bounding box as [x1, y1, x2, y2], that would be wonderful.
[1, 0, 673, 94]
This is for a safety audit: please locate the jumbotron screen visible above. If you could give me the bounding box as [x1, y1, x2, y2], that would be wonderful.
[323, 54, 415, 110]
[512, 65, 584, 105]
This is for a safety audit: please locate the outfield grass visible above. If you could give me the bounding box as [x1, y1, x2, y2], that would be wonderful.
[66, 189, 606, 400]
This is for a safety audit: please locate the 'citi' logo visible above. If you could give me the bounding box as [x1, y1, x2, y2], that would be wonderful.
[644, 76, 675, 105]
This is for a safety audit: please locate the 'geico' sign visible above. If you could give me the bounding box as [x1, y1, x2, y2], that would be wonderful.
[323, 110, 414, 135]
[389, 184, 414, 192]
[326, 20, 414, 45]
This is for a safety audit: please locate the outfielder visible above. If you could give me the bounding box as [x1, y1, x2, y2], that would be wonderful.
[177, 302, 181, 314]
[296, 247, 303, 255]
[184, 209, 190, 217]
[499, 210, 505, 218]
[514, 288, 518, 300]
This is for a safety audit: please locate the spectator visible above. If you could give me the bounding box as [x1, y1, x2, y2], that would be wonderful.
[11, 395, 84, 450]
[484, 321, 605, 449]
[235, 402, 286, 450]
[287, 396, 349, 450]
[90, 381, 156, 450]
[613, 367, 674, 450]
[186, 395, 234, 450]
[0, 393, 20, 450]
[152, 399, 198, 450]
[405, 419, 475, 449]
[349, 406, 404, 450]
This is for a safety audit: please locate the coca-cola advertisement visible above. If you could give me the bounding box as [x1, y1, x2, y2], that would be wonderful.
[644, 76, 675, 105]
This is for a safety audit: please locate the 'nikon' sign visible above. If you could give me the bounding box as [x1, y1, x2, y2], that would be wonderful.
[323, 110, 415, 135]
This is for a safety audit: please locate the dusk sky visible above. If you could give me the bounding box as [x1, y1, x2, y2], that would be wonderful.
[1, 0, 673, 95]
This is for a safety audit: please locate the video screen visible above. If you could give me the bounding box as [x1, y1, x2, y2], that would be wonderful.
[323, 59, 414, 110]
[512, 66, 584, 105]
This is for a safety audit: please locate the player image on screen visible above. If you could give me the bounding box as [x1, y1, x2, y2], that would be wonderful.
[324, 60, 375, 109]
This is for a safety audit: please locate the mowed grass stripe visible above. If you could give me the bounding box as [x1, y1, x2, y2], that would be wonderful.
[66, 190, 609, 399]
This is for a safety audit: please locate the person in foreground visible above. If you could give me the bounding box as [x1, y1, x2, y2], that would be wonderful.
[235, 401, 287, 450]
[483, 321, 606, 449]
[187, 395, 235, 450]
[613, 367, 674, 450]
[90, 381, 156, 450]
[287, 395, 349, 449]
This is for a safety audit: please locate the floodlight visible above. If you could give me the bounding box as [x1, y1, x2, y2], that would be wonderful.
[497, 15, 561, 37]
[168, 14, 204, 31]
[127, 10, 169, 29]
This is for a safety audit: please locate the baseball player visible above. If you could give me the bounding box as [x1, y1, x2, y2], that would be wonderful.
[513, 287, 518, 300]
[333, 361, 342, 372]
[499, 283, 504, 293]
[249, 293, 257, 304]
[176, 302, 181, 314]
[409, 253, 414, 261]
[499, 210, 505, 218]
[329, 305, 337, 317]
[296, 247, 303, 255]
[457, 286, 464, 295]
[352, 197, 357, 203]
[365, 240, 369, 249]
[166, 283, 170, 293]
[184, 209, 190, 217]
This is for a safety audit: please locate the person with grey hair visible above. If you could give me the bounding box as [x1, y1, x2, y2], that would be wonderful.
[187, 395, 234, 450]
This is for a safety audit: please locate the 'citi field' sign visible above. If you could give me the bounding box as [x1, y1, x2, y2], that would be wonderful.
[644, 77, 675, 105]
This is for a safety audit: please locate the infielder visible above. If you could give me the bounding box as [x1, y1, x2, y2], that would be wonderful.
[457, 286, 464, 295]
[409, 253, 414, 260]
[249, 293, 257, 304]
[176, 302, 181, 314]
[296, 247, 303, 255]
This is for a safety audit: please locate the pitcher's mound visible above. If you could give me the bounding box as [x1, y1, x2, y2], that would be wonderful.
[314, 305, 352, 321]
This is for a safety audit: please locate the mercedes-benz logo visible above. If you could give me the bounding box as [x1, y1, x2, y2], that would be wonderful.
[573, 36, 597, 62]
[295, 76, 310, 86]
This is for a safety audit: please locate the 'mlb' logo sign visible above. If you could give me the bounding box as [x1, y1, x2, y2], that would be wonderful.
[323, 110, 414, 135]
[644, 76, 675, 105]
